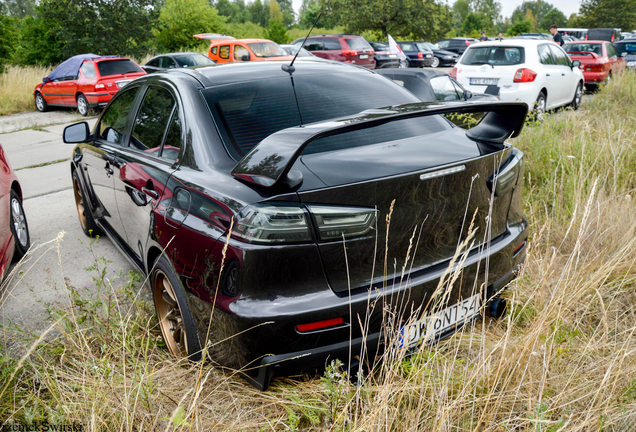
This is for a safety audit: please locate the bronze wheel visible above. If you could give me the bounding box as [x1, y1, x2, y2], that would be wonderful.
[72, 170, 100, 236]
[154, 269, 189, 357]
[73, 175, 86, 229]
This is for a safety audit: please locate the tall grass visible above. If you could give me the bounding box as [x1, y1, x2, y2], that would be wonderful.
[2, 73, 636, 430]
[0, 65, 50, 116]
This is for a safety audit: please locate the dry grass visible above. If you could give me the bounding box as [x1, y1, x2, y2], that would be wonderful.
[0, 65, 50, 116]
[3, 73, 636, 431]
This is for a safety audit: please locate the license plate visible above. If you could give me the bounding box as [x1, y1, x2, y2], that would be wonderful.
[397, 294, 481, 350]
[117, 80, 131, 88]
[470, 78, 499, 85]
[359, 54, 368, 59]
[426, 54, 432, 58]
[389, 54, 397, 58]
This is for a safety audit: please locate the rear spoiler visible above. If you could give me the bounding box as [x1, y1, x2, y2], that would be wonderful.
[567, 51, 599, 59]
[231, 101, 528, 190]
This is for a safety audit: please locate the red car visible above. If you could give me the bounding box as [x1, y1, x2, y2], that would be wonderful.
[0, 144, 29, 280]
[290, 34, 376, 69]
[564, 41, 626, 86]
[34, 54, 146, 116]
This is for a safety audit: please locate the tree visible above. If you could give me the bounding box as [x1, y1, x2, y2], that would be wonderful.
[265, 0, 288, 42]
[539, 8, 566, 30]
[566, 13, 580, 27]
[214, 0, 250, 24]
[0, 0, 36, 18]
[0, 13, 16, 68]
[461, 12, 487, 35]
[511, 1, 554, 31]
[473, 0, 501, 30]
[319, 0, 452, 40]
[298, 0, 338, 28]
[156, 0, 225, 51]
[507, 19, 532, 36]
[579, 0, 636, 31]
[249, 0, 269, 27]
[276, 0, 295, 27]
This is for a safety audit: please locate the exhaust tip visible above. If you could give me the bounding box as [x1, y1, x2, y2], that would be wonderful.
[486, 297, 507, 319]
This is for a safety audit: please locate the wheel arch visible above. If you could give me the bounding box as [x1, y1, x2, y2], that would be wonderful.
[146, 245, 164, 276]
[10, 181, 23, 201]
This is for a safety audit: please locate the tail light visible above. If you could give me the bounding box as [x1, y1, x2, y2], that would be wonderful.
[513, 68, 537, 82]
[95, 83, 105, 90]
[450, 67, 458, 79]
[586, 64, 604, 72]
[232, 203, 376, 244]
[296, 317, 344, 333]
[417, 52, 423, 59]
[342, 49, 358, 57]
[487, 149, 524, 197]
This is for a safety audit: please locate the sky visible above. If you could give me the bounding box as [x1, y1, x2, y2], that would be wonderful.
[290, 0, 583, 21]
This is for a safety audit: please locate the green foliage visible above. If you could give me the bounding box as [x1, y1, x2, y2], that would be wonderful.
[298, 0, 339, 28]
[452, 0, 500, 37]
[13, 14, 63, 65]
[0, 0, 36, 18]
[320, 0, 452, 41]
[579, 0, 636, 31]
[226, 21, 265, 39]
[155, 0, 225, 52]
[214, 0, 250, 24]
[461, 12, 488, 35]
[0, 13, 17, 69]
[248, 0, 269, 27]
[540, 8, 567, 30]
[265, 17, 289, 43]
[507, 19, 533, 36]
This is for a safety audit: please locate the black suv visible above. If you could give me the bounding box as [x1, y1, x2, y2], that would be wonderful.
[396, 41, 434, 67]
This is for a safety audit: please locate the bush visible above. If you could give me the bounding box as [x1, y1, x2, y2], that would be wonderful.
[155, 0, 225, 52]
[225, 21, 265, 39]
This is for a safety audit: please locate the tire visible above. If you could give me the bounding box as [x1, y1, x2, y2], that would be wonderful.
[399, 59, 408, 68]
[606, 72, 612, 85]
[72, 170, 101, 237]
[76, 94, 89, 116]
[35, 92, 48, 112]
[570, 82, 583, 110]
[9, 190, 29, 261]
[431, 56, 440, 68]
[534, 91, 547, 121]
[151, 255, 202, 361]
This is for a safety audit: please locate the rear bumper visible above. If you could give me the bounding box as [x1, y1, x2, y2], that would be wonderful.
[583, 70, 609, 84]
[408, 58, 434, 67]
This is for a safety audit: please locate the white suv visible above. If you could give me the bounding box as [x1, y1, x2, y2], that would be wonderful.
[451, 39, 584, 118]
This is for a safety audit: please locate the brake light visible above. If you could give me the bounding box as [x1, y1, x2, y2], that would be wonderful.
[450, 67, 458, 79]
[417, 52, 423, 59]
[296, 317, 344, 332]
[513, 68, 537, 82]
[586, 64, 604, 72]
[342, 49, 358, 57]
[95, 83, 105, 89]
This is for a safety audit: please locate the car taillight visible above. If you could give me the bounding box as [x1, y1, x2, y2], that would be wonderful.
[95, 83, 105, 89]
[232, 203, 376, 244]
[487, 149, 524, 197]
[342, 49, 358, 57]
[450, 67, 458, 79]
[417, 52, 423, 59]
[296, 317, 344, 333]
[586, 64, 604, 71]
[513, 68, 537, 82]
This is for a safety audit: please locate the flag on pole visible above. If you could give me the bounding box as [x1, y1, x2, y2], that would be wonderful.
[388, 35, 407, 61]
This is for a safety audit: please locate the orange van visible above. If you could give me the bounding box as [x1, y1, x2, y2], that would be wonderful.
[194, 34, 293, 63]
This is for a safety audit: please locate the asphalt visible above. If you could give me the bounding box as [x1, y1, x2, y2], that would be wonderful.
[0, 110, 136, 346]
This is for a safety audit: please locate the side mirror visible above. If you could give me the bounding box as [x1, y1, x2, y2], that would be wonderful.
[464, 90, 473, 100]
[63, 122, 90, 143]
[42, 77, 50, 83]
[571, 60, 581, 69]
[241, 55, 250, 62]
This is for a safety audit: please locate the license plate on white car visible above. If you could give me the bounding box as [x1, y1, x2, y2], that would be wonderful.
[359, 54, 368, 59]
[117, 80, 131, 88]
[470, 78, 499, 85]
[397, 294, 481, 350]
[389, 54, 397, 58]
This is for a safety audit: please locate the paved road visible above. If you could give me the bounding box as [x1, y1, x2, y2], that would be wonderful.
[0, 112, 135, 343]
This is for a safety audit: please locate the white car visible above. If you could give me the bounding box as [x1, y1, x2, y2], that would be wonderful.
[451, 39, 584, 119]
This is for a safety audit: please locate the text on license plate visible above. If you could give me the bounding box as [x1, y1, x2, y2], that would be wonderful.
[359, 54, 368, 59]
[397, 294, 481, 350]
[389, 54, 397, 58]
[117, 80, 131, 88]
[470, 78, 498, 85]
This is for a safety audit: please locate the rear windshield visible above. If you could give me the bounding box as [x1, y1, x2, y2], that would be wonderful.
[564, 43, 602, 55]
[615, 42, 636, 55]
[97, 59, 143, 76]
[247, 42, 288, 57]
[460, 46, 525, 65]
[202, 72, 418, 159]
[345, 38, 372, 50]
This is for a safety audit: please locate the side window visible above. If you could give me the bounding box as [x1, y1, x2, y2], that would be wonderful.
[234, 45, 250, 61]
[161, 109, 182, 161]
[160, 57, 177, 69]
[549, 45, 570, 66]
[400, 43, 414, 51]
[130, 87, 176, 154]
[80, 62, 96, 78]
[323, 38, 342, 50]
[211, 46, 218, 56]
[98, 87, 139, 145]
[430, 76, 462, 101]
[304, 38, 323, 51]
[607, 44, 618, 58]
[219, 45, 230, 59]
[537, 44, 555, 65]
[437, 40, 450, 49]
[146, 58, 160, 67]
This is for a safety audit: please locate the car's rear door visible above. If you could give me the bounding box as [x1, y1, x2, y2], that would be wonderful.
[548, 44, 574, 105]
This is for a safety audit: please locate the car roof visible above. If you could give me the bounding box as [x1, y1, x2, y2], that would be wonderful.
[565, 40, 606, 44]
[467, 39, 554, 48]
[171, 58, 376, 88]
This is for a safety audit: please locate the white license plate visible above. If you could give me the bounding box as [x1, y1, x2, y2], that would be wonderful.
[470, 78, 499, 85]
[426, 54, 432, 58]
[359, 54, 368, 59]
[389, 54, 397, 58]
[117, 80, 131, 88]
[397, 294, 481, 350]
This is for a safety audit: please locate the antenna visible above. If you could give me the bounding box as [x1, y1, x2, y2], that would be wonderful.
[282, 12, 322, 74]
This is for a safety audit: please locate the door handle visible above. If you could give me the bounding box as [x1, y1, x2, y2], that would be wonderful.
[546, 73, 550, 76]
[142, 186, 159, 200]
[562, 73, 565, 76]
[104, 163, 113, 178]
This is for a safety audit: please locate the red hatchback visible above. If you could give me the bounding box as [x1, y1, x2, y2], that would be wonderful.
[291, 34, 376, 69]
[34, 54, 146, 116]
[564, 41, 626, 86]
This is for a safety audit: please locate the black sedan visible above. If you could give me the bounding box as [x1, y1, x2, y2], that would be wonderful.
[375, 68, 500, 102]
[63, 59, 528, 390]
[142, 52, 215, 73]
[397, 41, 435, 67]
[419, 42, 460, 67]
[368, 42, 401, 68]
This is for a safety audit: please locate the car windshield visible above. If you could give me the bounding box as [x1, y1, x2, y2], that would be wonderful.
[415, 43, 432, 52]
[247, 42, 288, 57]
[371, 42, 389, 51]
[174, 54, 215, 67]
[614, 42, 636, 55]
[97, 59, 143, 76]
[345, 38, 372, 50]
[564, 43, 602, 55]
[460, 46, 524, 65]
[202, 72, 418, 159]
[420, 42, 438, 51]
